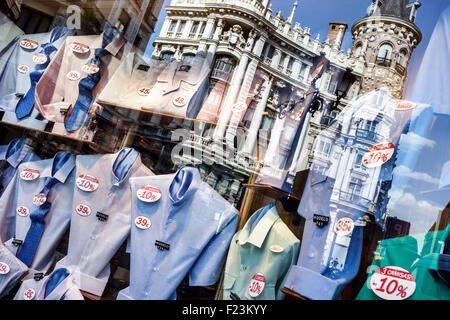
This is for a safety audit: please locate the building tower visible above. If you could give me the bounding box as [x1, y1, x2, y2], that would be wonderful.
[351, 0, 422, 98]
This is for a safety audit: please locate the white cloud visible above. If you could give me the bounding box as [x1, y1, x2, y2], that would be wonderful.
[393, 165, 440, 185]
[398, 132, 436, 150]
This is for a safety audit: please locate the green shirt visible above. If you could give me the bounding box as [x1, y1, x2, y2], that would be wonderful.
[357, 225, 450, 300]
[223, 203, 300, 300]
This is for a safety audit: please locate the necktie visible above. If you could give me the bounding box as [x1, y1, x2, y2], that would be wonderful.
[15, 42, 57, 119]
[16, 177, 59, 267]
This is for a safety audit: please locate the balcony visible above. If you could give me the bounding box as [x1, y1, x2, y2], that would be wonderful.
[188, 33, 197, 39]
[350, 164, 369, 180]
[175, 32, 183, 38]
[166, 31, 174, 38]
[395, 63, 406, 75]
[339, 191, 371, 208]
[355, 129, 383, 142]
[375, 57, 391, 68]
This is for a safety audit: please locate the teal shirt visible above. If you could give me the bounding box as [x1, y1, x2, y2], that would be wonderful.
[357, 225, 450, 300]
[223, 203, 300, 300]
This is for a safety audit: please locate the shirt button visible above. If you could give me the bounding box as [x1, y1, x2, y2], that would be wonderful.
[144, 292, 149, 296]
[153, 267, 158, 272]
[309, 253, 315, 259]
[90, 235, 96, 240]
[168, 219, 173, 223]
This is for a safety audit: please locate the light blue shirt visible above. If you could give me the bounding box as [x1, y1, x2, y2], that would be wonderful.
[0, 241, 28, 298]
[0, 27, 71, 130]
[55, 148, 154, 296]
[14, 267, 84, 300]
[0, 138, 40, 198]
[0, 152, 76, 276]
[117, 166, 239, 300]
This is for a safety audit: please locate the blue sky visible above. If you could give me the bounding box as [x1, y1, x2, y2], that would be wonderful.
[145, 0, 449, 97]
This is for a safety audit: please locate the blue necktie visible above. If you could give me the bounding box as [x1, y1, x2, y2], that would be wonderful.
[16, 177, 59, 267]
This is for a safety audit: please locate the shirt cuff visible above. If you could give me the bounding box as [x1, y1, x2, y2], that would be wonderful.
[2, 111, 48, 131]
[116, 287, 134, 300]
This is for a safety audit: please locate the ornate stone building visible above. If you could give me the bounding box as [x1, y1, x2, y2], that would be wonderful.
[150, 0, 421, 204]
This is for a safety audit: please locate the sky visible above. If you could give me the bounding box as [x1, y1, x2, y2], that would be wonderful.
[145, 0, 449, 97]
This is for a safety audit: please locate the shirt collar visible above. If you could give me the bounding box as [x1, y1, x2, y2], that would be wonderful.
[40, 151, 76, 183]
[111, 148, 141, 186]
[168, 166, 202, 205]
[89, 30, 126, 57]
[36, 268, 73, 300]
[0, 138, 28, 168]
[237, 203, 280, 248]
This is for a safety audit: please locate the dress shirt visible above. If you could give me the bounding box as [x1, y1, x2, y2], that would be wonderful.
[34, 31, 131, 140]
[96, 52, 169, 112]
[0, 12, 23, 59]
[117, 166, 239, 300]
[0, 241, 28, 298]
[0, 27, 71, 130]
[141, 55, 210, 119]
[0, 138, 40, 199]
[283, 88, 431, 300]
[0, 152, 76, 276]
[357, 225, 450, 300]
[55, 148, 154, 296]
[223, 203, 300, 300]
[14, 267, 84, 300]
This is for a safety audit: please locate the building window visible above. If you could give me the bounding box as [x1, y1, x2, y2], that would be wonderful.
[286, 58, 294, 75]
[298, 63, 307, 79]
[161, 51, 174, 62]
[376, 43, 393, 67]
[278, 53, 286, 70]
[211, 55, 236, 81]
[314, 139, 332, 156]
[189, 22, 200, 38]
[348, 179, 362, 196]
[182, 53, 195, 65]
[176, 21, 186, 37]
[198, 22, 206, 38]
[167, 20, 177, 37]
[397, 49, 407, 66]
[354, 44, 362, 58]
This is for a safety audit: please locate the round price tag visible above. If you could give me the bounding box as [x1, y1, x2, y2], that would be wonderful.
[172, 95, 188, 107]
[16, 205, 30, 217]
[70, 42, 90, 54]
[137, 87, 151, 96]
[82, 63, 99, 74]
[0, 262, 10, 275]
[135, 216, 151, 229]
[76, 175, 99, 192]
[67, 70, 81, 81]
[32, 53, 48, 65]
[370, 266, 416, 300]
[23, 288, 36, 300]
[18, 65, 30, 74]
[33, 194, 47, 206]
[137, 186, 161, 203]
[248, 273, 265, 298]
[20, 39, 39, 50]
[362, 142, 395, 168]
[270, 245, 284, 253]
[75, 204, 92, 217]
[231, 102, 246, 113]
[20, 168, 40, 181]
[334, 217, 354, 236]
[396, 101, 415, 111]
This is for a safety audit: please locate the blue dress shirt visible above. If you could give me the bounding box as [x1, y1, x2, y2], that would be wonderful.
[14, 267, 84, 300]
[0, 138, 40, 199]
[0, 241, 28, 298]
[55, 148, 154, 296]
[0, 27, 71, 130]
[0, 152, 76, 277]
[117, 166, 239, 300]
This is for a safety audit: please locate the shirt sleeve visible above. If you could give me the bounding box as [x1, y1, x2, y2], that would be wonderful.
[34, 38, 71, 123]
[188, 209, 238, 287]
[276, 240, 300, 300]
[0, 167, 19, 243]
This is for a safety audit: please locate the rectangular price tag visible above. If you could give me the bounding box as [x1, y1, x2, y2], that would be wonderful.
[155, 240, 170, 251]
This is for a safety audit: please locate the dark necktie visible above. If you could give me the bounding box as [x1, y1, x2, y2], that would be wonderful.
[64, 29, 120, 132]
[0, 160, 10, 195]
[16, 177, 59, 266]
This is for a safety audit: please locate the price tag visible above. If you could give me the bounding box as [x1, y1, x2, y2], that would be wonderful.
[248, 273, 265, 298]
[82, 63, 99, 74]
[18, 65, 30, 74]
[20, 168, 40, 181]
[0, 262, 10, 275]
[76, 175, 99, 192]
[396, 101, 415, 111]
[172, 95, 188, 107]
[33, 194, 47, 206]
[67, 70, 81, 81]
[70, 42, 90, 54]
[20, 39, 39, 50]
[334, 217, 354, 236]
[16, 205, 30, 217]
[32, 53, 48, 65]
[137, 186, 161, 203]
[137, 87, 151, 96]
[231, 102, 246, 113]
[135, 216, 151, 229]
[362, 142, 395, 168]
[23, 288, 36, 300]
[75, 204, 92, 217]
[270, 245, 284, 253]
[370, 266, 416, 300]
